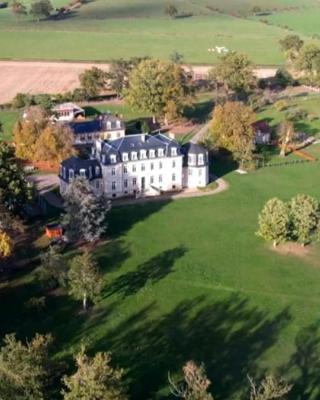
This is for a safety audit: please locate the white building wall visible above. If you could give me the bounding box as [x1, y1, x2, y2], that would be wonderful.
[183, 166, 209, 188]
[101, 155, 183, 198]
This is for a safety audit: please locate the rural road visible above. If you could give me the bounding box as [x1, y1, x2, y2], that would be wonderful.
[0, 60, 277, 104]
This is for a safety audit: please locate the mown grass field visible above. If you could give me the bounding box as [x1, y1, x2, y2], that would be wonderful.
[2, 153, 320, 399]
[0, 0, 318, 64]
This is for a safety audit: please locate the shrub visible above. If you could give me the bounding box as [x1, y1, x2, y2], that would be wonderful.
[274, 100, 288, 112]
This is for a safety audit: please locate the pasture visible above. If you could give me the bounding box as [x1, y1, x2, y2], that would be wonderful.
[0, 0, 319, 64]
[2, 153, 320, 399]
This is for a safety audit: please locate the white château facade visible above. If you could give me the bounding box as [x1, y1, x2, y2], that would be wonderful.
[59, 133, 209, 199]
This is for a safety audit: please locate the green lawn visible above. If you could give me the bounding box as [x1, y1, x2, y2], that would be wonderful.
[258, 94, 320, 136]
[0, 110, 19, 141]
[3, 154, 320, 399]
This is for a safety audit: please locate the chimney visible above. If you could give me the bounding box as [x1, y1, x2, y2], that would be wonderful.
[141, 134, 146, 143]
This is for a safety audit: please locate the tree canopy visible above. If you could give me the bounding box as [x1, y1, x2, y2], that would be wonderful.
[209, 101, 256, 168]
[68, 252, 104, 310]
[79, 67, 107, 99]
[0, 333, 53, 400]
[257, 198, 290, 247]
[209, 52, 255, 96]
[62, 347, 127, 400]
[29, 0, 53, 21]
[0, 142, 33, 213]
[125, 59, 193, 123]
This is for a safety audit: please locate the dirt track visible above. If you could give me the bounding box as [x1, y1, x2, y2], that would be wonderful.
[0, 61, 277, 104]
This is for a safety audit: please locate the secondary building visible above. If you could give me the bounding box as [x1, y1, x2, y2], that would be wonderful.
[52, 102, 85, 122]
[59, 133, 209, 199]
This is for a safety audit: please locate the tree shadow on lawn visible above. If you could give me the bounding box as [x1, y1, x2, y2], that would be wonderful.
[95, 238, 131, 274]
[184, 98, 214, 124]
[105, 246, 187, 298]
[281, 322, 320, 400]
[94, 294, 291, 400]
[107, 200, 171, 238]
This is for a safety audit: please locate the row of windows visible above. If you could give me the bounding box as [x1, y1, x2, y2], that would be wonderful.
[111, 174, 176, 191]
[60, 166, 101, 180]
[111, 161, 176, 175]
[107, 147, 177, 164]
[79, 131, 123, 142]
[188, 154, 205, 165]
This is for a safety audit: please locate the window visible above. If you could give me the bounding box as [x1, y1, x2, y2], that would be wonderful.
[80, 135, 86, 142]
[150, 176, 154, 184]
[110, 155, 116, 164]
[159, 161, 163, 169]
[158, 149, 164, 157]
[111, 168, 116, 176]
[112, 181, 116, 190]
[140, 150, 147, 159]
[116, 120, 121, 128]
[172, 173, 176, 182]
[87, 134, 92, 141]
[198, 154, 204, 165]
[95, 166, 100, 175]
[124, 179, 128, 188]
[102, 154, 106, 164]
[95, 180, 100, 189]
[131, 152, 137, 160]
[149, 149, 155, 158]
[171, 147, 177, 156]
[159, 175, 162, 183]
[107, 121, 111, 130]
[124, 165, 128, 174]
[117, 132, 121, 138]
[107, 133, 112, 140]
[141, 163, 145, 171]
[89, 167, 93, 179]
[198, 169, 202, 176]
[69, 169, 74, 180]
[132, 164, 136, 172]
[122, 153, 128, 162]
[63, 167, 66, 179]
[188, 169, 192, 176]
[172, 160, 176, 168]
[151, 162, 154, 170]
[188, 155, 193, 165]
[133, 178, 137, 186]
[80, 169, 86, 178]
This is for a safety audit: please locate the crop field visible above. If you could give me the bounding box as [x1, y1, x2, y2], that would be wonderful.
[0, 0, 319, 64]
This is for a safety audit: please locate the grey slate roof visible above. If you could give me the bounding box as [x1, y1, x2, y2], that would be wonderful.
[59, 156, 102, 183]
[69, 113, 125, 136]
[94, 133, 181, 165]
[181, 142, 208, 167]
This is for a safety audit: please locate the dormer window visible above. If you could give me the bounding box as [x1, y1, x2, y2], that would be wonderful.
[95, 166, 100, 175]
[131, 152, 137, 161]
[122, 153, 128, 162]
[188, 154, 195, 165]
[171, 147, 177, 156]
[149, 149, 155, 158]
[102, 154, 106, 164]
[158, 149, 164, 157]
[80, 169, 86, 178]
[140, 150, 147, 159]
[69, 169, 74, 180]
[110, 155, 116, 164]
[116, 120, 121, 128]
[89, 167, 93, 179]
[198, 154, 204, 165]
[107, 121, 111, 130]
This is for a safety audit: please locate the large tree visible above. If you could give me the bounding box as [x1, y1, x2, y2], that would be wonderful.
[209, 52, 255, 97]
[169, 360, 213, 400]
[34, 124, 75, 163]
[125, 59, 194, 123]
[289, 194, 319, 246]
[257, 198, 290, 247]
[277, 121, 294, 157]
[79, 67, 107, 99]
[0, 333, 53, 400]
[68, 252, 104, 310]
[0, 142, 33, 213]
[63, 177, 110, 243]
[38, 245, 68, 288]
[29, 0, 53, 21]
[279, 34, 304, 63]
[11, 0, 27, 19]
[106, 57, 147, 98]
[296, 43, 320, 76]
[62, 347, 127, 400]
[209, 101, 256, 167]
